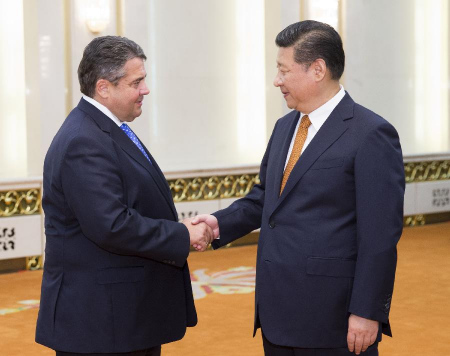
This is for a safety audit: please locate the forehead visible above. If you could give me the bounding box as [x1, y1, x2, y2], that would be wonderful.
[276, 46, 295, 67]
[122, 57, 146, 79]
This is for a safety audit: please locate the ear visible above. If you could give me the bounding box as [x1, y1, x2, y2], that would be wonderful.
[311, 58, 327, 81]
[95, 79, 110, 99]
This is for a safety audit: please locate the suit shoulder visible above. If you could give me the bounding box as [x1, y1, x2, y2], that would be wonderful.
[46, 109, 82, 155]
[46, 108, 106, 160]
[62, 108, 107, 140]
[351, 103, 399, 140]
[350, 103, 402, 158]
[353, 103, 393, 129]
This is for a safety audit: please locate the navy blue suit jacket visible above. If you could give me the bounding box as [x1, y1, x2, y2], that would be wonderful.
[36, 99, 197, 353]
[212, 93, 405, 348]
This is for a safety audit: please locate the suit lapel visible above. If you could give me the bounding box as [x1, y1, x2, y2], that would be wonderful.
[270, 93, 355, 215]
[267, 111, 300, 208]
[110, 125, 153, 174]
[110, 126, 178, 220]
[77, 99, 178, 220]
[142, 147, 179, 219]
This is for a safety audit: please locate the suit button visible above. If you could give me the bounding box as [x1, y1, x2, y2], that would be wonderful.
[269, 220, 275, 228]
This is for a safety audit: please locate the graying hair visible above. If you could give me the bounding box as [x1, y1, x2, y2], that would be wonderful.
[78, 36, 146, 97]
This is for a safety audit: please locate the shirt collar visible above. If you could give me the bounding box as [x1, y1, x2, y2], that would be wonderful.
[301, 85, 346, 131]
[82, 95, 123, 127]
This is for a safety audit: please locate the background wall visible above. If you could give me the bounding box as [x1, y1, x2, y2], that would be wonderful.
[0, 1, 27, 177]
[0, 0, 449, 179]
[343, 0, 450, 155]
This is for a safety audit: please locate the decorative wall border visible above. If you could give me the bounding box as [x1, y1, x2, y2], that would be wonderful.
[26, 255, 43, 271]
[0, 189, 41, 217]
[168, 174, 261, 203]
[403, 212, 450, 227]
[404, 160, 450, 183]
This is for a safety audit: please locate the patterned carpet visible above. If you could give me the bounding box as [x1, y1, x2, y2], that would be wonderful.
[0, 223, 449, 355]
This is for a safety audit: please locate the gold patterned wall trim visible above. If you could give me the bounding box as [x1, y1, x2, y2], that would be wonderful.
[26, 255, 43, 271]
[404, 160, 450, 183]
[404, 215, 426, 227]
[168, 174, 260, 203]
[0, 189, 41, 217]
[404, 212, 450, 227]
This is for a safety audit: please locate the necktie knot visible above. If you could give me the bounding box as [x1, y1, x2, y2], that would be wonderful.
[300, 115, 311, 129]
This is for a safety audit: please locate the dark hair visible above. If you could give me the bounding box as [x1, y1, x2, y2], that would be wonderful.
[78, 36, 147, 97]
[275, 20, 345, 80]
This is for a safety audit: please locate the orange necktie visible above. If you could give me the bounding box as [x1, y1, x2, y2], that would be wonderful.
[280, 115, 311, 194]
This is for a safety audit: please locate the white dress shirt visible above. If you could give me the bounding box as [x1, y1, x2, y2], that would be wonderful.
[284, 85, 346, 170]
[82, 95, 122, 127]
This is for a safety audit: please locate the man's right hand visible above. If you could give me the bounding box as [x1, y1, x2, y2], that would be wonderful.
[191, 214, 220, 239]
[182, 218, 214, 252]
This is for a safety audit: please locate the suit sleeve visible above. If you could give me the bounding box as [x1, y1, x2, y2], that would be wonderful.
[349, 121, 405, 334]
[211, 121, 278, 249]
[60, 135, 190, 267]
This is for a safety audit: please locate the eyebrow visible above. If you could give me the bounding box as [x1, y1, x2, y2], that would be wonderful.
[130, 74, 147, 83]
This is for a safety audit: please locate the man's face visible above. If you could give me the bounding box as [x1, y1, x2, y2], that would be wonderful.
[108, 57, 150, 122]
[273, 46, 316, 112]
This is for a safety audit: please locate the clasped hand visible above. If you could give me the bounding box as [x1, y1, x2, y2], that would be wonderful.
[182, 214, 220, 252]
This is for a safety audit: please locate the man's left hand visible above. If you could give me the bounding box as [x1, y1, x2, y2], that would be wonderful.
[347, 314, 379, 355]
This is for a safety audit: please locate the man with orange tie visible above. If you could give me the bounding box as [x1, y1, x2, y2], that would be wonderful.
[193, 20, 405, 355]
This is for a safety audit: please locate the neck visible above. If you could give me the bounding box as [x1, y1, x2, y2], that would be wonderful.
[92, 94, 108, 108]
[300, 81, 341, 114]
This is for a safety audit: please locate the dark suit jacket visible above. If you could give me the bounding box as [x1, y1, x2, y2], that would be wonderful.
[36, 98, 197, 353]
[212, 92, 405, 348]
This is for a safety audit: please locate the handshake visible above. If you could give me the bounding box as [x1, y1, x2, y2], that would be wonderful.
[182, 214, 220, 252]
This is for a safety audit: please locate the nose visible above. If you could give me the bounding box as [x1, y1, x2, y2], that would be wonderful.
[140, 81, 150, 95]
[273, 74, 282, 87]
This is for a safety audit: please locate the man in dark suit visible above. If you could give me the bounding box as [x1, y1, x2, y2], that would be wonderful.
[193, 21, 405, 355]
[36, 36, 213, 355]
